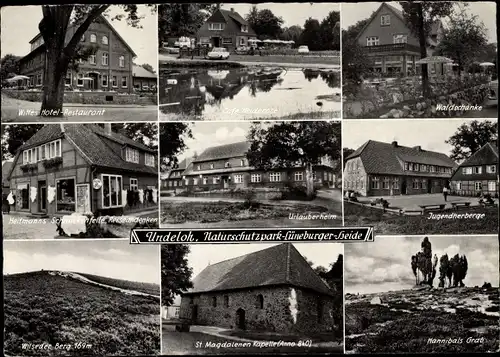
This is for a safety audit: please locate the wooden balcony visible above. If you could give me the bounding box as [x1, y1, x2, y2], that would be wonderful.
[364, 43, 421, 54]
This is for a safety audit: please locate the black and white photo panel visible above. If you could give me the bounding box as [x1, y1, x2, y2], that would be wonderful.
[2, 123, 159, 239]
[159, 121, 342, 229]
[161, 242, 344, 354]
[158, 3, 341, 121]
[345, 235, 499, 354]
[342, 1, 497, 119]
[3, 239, 161, 356]
[343, 119, 498, 235]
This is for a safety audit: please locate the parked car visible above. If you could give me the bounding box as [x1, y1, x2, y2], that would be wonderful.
[207, 47, 230, 60]
[175, 36, 192, 49]
[485, 79, 498, 107]
[298, 45, 310, 53]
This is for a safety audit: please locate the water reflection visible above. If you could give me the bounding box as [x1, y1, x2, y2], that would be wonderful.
[159, 67, 341, 120]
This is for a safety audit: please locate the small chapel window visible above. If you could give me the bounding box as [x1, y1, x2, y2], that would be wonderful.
[224, 295, 229, 307]
[256, 294, 264, 309]
[212, 296, 217, 307]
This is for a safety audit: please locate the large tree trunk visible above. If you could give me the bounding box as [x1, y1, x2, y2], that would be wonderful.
[417, 3, 430, 98]
[305, 162, 314, 199]
[40, 48, 67, 117]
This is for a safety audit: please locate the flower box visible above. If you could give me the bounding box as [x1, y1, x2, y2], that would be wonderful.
[20, 163, 38, 172]
[42, 157, 63, 169]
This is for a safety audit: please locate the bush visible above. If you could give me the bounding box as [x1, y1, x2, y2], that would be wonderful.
[282, 184, 317, 201]
[242, 189, 260, 209]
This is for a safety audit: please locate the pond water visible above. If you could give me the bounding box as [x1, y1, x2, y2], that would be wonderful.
[159, 66, 341, 120]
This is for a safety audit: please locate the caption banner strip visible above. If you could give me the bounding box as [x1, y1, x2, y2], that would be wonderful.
[130, 227, 374, 244]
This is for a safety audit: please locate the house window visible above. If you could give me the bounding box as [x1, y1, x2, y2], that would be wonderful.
[196, 165, 201, 171]
[294, 172, 304, 181]
[212, 177, 219, 184]
[65, 71, 72, 86]
[102, 52, 109, 65]
[222, 38, 232, 44]
[381, 15, 391, 26]
[413, 179, 419, 189]
[240, 38, 245, 45]
[224, 295, 229, 308]
[208, 23, 224, 30]
[366, 36, 379, 46]
[488, 181, 496, 191]
[234, 174, 243, 183]
[125, 147, 139, 163]
[77, 74, 84, 87]
[212, 296, 217, 307]
[251, 174, 261, 183]
[393, 34, 408, 44]
[462, 167, 473, 175]
[475, 182, 482, 191]
[102, 174, 123, 208]
[193, 178, 198, 185]
[102, 35, 108, 45]
[420, 165, 427, 172]
[36, 74, 42, 86]
[456, 182, 462, 190]
[102, 74, 108, 87]
[240, 159, 245, 167]
[56, 178, 76, 212]
[242, 25, 248, 33]
[119, 55, 125, 68]
[392, 178, 399, 189]
[89, 55, 96, 64]
[269, 172, 281, 182]
[122, 76, 127, 88]
[225, 161, 230, 168]
[90, 34, 97, 43]
[382, 177, 390, 189]
[371, 177, 380, 189]
[414, 164, 420, 171]
[473, 166, 482, 174]
[145, 153, 155, 167]
[256, 294, 264, 309]
[112, 76, 117, 87]
[130, 178, 138, 191]
[429, 165, 436, 173]
[203, 177, 208, 185]
[422, 180, 427, 189]
[404, 162, 409, 171]
[486, 165, 496, 173]
[210, 163, 214, 169]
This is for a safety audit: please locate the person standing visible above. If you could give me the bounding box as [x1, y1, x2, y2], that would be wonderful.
[442, 185, 448, 202]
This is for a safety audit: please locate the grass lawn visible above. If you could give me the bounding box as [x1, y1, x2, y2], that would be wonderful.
[161, 201, 329, 225]
[346, 301, 499, 353]
[4, 271, 160, 356]
[344, 201, 498, 234]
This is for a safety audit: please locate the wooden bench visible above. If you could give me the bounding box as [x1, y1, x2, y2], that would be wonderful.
[451, 202, 471, 209]
[419, 204, 445, 214]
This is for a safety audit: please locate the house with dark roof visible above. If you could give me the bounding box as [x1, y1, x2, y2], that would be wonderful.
[177, 141, 336, 191]
[132, 65, 157, 91]
[344, 140, 457, 196]
[19, 16, 138, 93]
[197, 7, 257, 51]
[7, 124, 158, 216]
[179, 243, 338, 333]
[450, 142, 498, 196]
[356, 2, 445, 76]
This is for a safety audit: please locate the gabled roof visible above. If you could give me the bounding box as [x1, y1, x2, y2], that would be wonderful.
[355, 3, 443, 43]
[133, 65, 157, 79]
[194, 141, 251, 163]
[219, 8, 250, 27]
[18, 124, 157, 175]
[451, 141, 498, 181]
[346, 140, 456, 176]
[185, 243, 334, 296]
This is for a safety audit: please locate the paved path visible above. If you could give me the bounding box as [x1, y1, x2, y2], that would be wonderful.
[159, 53, 340, 70]
[1, 95, 157, 122]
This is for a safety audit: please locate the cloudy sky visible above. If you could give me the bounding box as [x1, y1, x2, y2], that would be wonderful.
[185, 242, 343, 278]
[4, 240, 160, 285]
[222, 3, 339, 28]
[0, 5, 158, 71]
[345, 235, 499, 295]
[342, 119, 497, 157]
[341, 2, 497, 43]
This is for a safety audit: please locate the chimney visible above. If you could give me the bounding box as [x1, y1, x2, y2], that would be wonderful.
[230, 7, 234, 12]
[104, 123, 112, 135]
[414, 145, 422, 151]
[391, 141, 398, 147]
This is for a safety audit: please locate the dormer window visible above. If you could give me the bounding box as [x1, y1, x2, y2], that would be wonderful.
[125, 147, 139, 164]
[225, 161, 230, 168]
[381, 15, 390, 26]
[90, 34, 97, 43]
[209, 23, 224, 31]
[366, 36, 379, 46]
[241, 25, 248, 33]
[197, 165, 201, 170]
[23, 139, 61, 164]
[210, 163, 214, 169]
[240, 159, 245, 166]
[102, 35, 108, 45]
